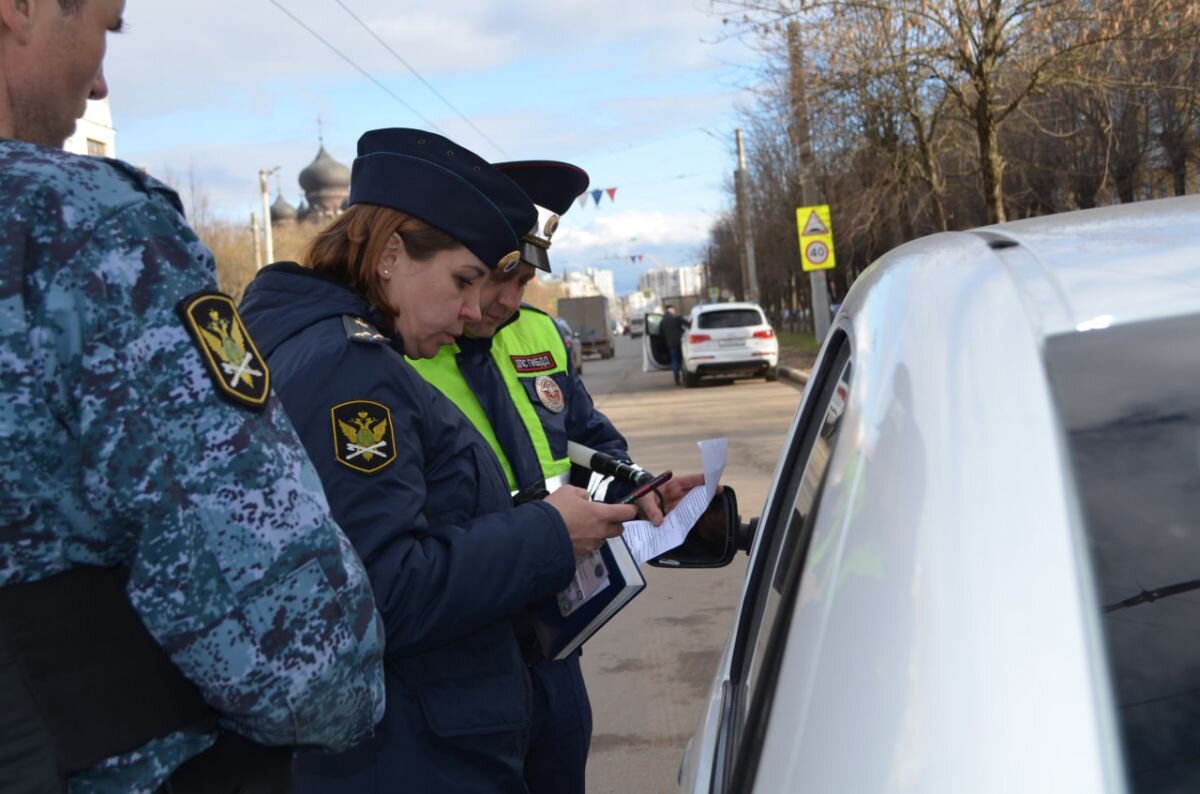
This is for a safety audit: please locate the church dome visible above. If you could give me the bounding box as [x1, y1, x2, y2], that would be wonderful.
[298, 146, 351, 193]
[270, 193, 297, 223]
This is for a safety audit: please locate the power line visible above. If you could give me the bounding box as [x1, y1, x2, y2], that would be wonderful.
[268, 0, 447, 135]
[335, 0, 510, 159]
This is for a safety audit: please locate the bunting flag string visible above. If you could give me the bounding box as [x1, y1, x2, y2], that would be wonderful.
[575, 188, 620, 209]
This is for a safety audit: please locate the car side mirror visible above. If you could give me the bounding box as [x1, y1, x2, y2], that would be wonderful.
[648, 487, 739, 568]
[736, 515, 758, 553]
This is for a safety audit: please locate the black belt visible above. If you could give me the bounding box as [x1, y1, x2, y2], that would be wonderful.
[0, 566, 291, 792]
[158, 732, 293, 794]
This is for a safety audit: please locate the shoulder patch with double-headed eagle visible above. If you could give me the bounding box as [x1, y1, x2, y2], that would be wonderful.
[331, 400, 396, 474]
[176, 291, 271, 411]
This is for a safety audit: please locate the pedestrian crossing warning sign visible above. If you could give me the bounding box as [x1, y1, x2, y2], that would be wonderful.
[797, 204, 836, 272]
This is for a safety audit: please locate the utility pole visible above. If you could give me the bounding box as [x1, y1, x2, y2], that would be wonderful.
[258, 167, 278, 265]
[250, 212, 263, 270]
[790, 21, 831, 341]
[734, 129, 760, 304]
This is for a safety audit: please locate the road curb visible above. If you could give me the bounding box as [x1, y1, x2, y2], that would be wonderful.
[778, 365, 810, 386]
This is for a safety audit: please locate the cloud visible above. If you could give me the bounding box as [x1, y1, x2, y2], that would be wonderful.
[106, 0, 740, 120]
[558, 209, 714, 250]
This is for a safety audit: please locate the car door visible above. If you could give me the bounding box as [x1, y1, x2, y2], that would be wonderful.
[685, 329, 854, 793]
[642, 311, 670, 371]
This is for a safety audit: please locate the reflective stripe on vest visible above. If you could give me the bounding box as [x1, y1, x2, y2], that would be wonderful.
[408, 346, 519, 489]
[409, 310, 571, 491]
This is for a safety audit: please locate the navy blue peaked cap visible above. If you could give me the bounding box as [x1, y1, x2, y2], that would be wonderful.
[350, 128, 536, 271]
[495, 161, 589, 272]
[495, 161, 590, 215]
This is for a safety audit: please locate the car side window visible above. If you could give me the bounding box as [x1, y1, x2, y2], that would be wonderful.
[713, 333, 852, 791]
[743, 349, 851, 698]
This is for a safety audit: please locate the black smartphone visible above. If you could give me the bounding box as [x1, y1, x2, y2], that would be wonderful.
[619, 470, 673, 505]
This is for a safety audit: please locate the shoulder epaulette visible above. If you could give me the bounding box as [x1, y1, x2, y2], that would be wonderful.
[343, 315, 387, 344]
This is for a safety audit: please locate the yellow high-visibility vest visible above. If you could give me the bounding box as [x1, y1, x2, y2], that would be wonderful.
[410, 309, 571, 491]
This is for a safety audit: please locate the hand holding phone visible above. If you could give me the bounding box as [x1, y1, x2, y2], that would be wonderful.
[619, 470, 673, 505]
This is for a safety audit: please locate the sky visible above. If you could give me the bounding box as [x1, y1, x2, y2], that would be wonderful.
[100, 0, 766, 295]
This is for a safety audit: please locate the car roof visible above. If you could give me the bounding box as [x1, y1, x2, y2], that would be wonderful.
[967, 195, 1200, 337]
[693, 302, 764, 314]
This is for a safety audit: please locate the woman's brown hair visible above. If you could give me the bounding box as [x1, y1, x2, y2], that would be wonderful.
[303, 203, 461, 321]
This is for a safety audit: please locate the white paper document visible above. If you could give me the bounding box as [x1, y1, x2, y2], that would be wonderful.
[621, 437, 728, 566]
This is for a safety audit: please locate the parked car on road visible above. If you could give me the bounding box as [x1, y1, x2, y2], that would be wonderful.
[644, 302, 778, 386]
[656, 196, 1200, 793]
[554, 315, 583, 376]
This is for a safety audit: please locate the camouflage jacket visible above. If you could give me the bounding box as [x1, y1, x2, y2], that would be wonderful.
[0, 141, 385, 793]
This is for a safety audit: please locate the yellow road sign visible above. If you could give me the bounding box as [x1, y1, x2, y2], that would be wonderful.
[797, 204, 836, 272]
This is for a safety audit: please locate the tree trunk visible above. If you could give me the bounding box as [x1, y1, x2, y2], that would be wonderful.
[975, 97, 1007, 223]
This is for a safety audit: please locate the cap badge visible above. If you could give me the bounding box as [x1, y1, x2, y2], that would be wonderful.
[534, 374, 565, 413]
[543, 214, 560, 239]
[498, 250, 522, 272]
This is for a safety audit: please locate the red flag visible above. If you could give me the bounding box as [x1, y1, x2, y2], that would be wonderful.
[606, 187, 617, 202]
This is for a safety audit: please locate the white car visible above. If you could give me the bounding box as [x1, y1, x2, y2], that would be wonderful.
[644, 302, 779, 386]
[653, 196, 1200, 793]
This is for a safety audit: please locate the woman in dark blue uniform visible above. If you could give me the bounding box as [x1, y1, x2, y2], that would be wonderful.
[239, 128, 636, 793]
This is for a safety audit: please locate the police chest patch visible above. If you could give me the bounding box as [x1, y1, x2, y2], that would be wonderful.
[510, 352, 556, 373]
[534, 374, 565, 413]
[332, 400, 396, 474]
[176, 291, 270, 411]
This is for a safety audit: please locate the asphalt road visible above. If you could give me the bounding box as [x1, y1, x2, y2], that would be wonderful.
[578, 335, 805, 793]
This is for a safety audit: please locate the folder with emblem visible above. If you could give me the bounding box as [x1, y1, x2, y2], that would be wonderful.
[532, 536, 645, 661]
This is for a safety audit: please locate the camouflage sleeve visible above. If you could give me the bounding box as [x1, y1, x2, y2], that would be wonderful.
[70, 198, 384, 751]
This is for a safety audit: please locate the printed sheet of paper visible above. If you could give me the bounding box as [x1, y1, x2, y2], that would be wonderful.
[621, 437, 728, 566]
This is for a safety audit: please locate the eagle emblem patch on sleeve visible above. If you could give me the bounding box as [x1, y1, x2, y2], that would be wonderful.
[332, 400, 396, 474]
[176, 291, 271, 410]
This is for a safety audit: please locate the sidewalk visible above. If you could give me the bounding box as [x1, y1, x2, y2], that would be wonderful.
[778, 364, 811, 386]
[777, 348, 817, 387]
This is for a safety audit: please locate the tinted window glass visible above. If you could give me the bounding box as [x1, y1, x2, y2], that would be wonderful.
[743, 355, 851, 699]
[698, 310, 763, 329]
[1046, 313, 1200, 793]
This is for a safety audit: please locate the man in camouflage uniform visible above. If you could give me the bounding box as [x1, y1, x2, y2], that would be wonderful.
[0, 1, 385, 791]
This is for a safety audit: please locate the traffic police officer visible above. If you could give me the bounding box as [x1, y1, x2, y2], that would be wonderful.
[0, 2, 385, 791]
[409, 161, 706, 793]
[238, 128, 635, 794]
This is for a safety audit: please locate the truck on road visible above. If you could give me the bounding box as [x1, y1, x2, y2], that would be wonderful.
[557, 295, 615, 359]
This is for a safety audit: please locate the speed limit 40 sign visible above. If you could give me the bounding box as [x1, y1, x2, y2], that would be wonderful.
[797, 204, 836, 272]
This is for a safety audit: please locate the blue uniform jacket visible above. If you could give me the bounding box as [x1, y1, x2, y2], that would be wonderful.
[239, 263, 576, 793]
[460, 307, 637, 501]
